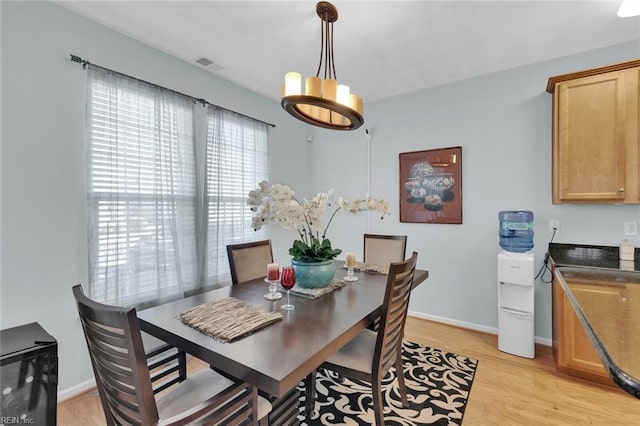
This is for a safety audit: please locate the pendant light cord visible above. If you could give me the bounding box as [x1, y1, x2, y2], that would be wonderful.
[316, 10, 337, 81]
[316, 15, 324, 77]
[329, 20, 337, 80]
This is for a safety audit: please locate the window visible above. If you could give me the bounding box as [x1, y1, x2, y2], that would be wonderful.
[86, 65, 269, 307]
[204, 106, 269, 283]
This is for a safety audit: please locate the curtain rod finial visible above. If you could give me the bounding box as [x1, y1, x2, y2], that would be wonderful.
[70, 54, 90, 69]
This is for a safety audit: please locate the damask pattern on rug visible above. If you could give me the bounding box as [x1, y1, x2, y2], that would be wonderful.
[298, 340, 478, 425]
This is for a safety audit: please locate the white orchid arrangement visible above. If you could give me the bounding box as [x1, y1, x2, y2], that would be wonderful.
[247, 181, 390, 262]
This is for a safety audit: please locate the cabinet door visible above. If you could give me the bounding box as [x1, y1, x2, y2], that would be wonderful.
[553, 72, 627, 202]
[630, 68, 640, 202]
[568, 281, 628, 367]
[555, 278, 628, 385]
[560, 289, 608, 379]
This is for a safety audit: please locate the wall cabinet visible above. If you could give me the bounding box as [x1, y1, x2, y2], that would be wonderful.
[547, 59, 640, 204]
[552, 270, 628, 386]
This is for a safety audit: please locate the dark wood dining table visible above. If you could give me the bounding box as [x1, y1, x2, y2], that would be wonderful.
[137, 262, 428, 421]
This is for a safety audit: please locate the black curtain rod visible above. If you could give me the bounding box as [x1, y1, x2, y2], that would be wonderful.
[70, 54, 276, 128]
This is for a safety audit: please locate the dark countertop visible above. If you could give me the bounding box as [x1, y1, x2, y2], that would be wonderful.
[549, 243, 640, 399]
[549, 242, 640, 272]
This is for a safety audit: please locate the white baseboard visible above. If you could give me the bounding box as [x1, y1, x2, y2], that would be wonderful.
[408, 310, 552, 347]
[58, 378, 96, 402]
[536, 336, 552, 346]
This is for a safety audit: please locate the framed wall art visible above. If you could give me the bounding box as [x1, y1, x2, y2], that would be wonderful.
[399, 146, 462, 224]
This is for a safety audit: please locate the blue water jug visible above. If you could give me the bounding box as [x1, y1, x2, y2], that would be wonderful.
[499, 211, 534, 253]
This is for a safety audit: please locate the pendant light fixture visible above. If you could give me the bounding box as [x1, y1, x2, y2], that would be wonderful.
[281, 1, 364, 131]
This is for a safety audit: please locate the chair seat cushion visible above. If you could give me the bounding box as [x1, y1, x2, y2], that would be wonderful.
[157, 369, 271, 421]
[323, 329, 377, 375]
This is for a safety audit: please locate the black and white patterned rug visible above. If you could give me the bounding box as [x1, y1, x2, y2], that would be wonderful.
[297, 340, 479, 425]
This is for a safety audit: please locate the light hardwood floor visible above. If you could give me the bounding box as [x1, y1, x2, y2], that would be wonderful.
[58, 317, 640, 425]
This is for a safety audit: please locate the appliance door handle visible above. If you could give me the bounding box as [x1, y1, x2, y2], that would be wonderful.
[500, 307, 532, 316]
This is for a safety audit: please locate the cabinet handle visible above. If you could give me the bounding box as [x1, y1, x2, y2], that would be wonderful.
[617, 187, 625, 192]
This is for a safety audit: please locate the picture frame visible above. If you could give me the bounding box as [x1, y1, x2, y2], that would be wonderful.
[399, 146, 462, 224]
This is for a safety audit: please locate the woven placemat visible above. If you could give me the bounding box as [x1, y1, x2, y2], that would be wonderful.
[342, 261, 389, 275]
[288, 279, 347, 299]
[179, 297, 283, 342]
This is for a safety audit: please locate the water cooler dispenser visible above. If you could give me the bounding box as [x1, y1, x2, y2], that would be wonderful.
[497, 211, 535, 359]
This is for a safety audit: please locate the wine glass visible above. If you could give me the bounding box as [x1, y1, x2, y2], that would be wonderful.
[280, 266, 296, 310]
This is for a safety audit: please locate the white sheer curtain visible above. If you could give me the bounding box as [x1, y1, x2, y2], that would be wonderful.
[204, 106, 269, 285]
[86, 65, 199, 308]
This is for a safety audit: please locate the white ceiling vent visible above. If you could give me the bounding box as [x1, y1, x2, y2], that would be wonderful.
[195, 57, 223, 71]
[196, 57, 213, 66]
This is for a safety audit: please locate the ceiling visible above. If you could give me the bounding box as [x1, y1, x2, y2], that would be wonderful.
[56, 1, 640, 103]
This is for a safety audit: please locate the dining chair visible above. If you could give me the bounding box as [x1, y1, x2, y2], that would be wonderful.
[363, 233, 408, 265]
[363, 233, 408, 331]
[226, 239, 274, 285]
[304, 252, 419, 425]
[145, 340, 186, 395]
[72, 284, 271, 425]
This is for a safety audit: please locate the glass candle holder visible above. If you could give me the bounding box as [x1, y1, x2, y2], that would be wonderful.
[264, 263, 282, 300]
[344, 252, 358, 282]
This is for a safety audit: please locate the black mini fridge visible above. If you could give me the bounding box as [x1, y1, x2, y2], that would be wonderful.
[0, 322, 58, 425]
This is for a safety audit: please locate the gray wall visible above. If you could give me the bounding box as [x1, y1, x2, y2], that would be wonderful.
[0, 0, 306, 396]
[2, 0, 640, 397]
[308, 40, 640, 342]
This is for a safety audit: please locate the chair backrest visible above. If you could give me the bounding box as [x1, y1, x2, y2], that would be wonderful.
[363, 234, 407, 265]
[227, 240, 274, 285]
[72, 284, 160, 425]
[374, 252, 418, 376]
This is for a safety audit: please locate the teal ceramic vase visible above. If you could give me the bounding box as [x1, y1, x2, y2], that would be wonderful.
[291, 259, 336, 289]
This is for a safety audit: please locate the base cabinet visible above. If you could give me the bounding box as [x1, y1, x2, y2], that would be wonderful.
[552, 271, 628, 386]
